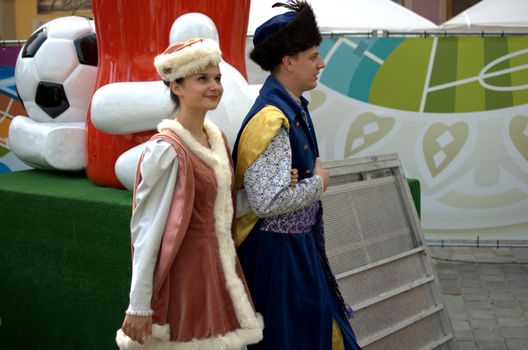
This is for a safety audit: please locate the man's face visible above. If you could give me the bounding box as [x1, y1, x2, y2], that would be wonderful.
[290, 46, 326, 93]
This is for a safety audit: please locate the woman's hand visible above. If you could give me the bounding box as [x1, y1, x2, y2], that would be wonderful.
[122, 314, 152, 344]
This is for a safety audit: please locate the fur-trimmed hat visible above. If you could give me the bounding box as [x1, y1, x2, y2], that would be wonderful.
[250, 0, 322, 71]
[154, 38, 221, 81]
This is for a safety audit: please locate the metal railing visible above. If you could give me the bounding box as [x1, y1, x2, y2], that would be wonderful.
[427, 238, 528, 249]
[4, 29, 528, 47]
[0, 39, 26, 46]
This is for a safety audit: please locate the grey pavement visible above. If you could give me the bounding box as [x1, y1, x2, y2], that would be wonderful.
[429, 243, 528, 350]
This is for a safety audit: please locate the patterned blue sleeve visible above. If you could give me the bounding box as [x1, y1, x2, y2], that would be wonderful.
[244, 128, 322, 218]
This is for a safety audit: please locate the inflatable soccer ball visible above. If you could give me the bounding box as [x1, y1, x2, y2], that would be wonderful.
[15, 16, 98, 123]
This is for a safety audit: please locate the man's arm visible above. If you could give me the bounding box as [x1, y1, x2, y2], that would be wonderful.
[244, 128, 323, 218]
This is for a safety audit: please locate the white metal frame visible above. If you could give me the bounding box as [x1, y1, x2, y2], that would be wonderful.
[322, 153, 456, 350]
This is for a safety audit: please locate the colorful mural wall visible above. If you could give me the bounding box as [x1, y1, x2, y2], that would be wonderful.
[304, 36, 527, 238]
[0, 45, 29, 172]
[4, 30, 527, 238]
[11, 0, 92, 40]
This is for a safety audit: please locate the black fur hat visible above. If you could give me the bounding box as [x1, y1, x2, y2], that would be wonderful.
[250, 0, 322, 71]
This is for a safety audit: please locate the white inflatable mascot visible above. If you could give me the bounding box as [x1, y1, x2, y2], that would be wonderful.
[91, 13, 259, 190]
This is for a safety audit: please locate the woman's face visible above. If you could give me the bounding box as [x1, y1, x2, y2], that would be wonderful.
[171, 64, 223, 112]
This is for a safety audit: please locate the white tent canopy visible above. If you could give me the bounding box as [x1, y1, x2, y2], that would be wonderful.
[441, 0, 528, 32]
[247, 0, 439, 35]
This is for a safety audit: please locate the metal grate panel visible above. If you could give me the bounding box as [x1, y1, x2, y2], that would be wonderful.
[321, 154, 456, 350]
[323, 177, 415, 274]
[363, 313, 452, 350]
[336, 251, 428, 305]
[351, 282, 439, 340]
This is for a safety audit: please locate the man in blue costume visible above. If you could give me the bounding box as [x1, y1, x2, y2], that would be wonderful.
[232, 1, 362, 349]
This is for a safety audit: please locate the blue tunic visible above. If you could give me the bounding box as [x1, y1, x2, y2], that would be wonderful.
[233, 76, 361, 350]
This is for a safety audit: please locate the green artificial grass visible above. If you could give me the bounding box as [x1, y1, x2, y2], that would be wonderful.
[406, 177, 421, 219]
[0, 169, 421, 350]
[0, 170, 133, 350]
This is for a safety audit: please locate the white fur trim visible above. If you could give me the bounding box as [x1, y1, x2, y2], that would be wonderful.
[115, 119, 263, 350]
[154, 39, 221, 81]
[117, 320, 264, 350]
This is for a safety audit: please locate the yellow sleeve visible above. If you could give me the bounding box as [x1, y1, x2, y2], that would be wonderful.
[234, 105, 290, 247]
[234, 105, 290, 189]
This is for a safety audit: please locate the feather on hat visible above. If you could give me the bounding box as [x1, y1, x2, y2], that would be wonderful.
[250, 0, 322, 71]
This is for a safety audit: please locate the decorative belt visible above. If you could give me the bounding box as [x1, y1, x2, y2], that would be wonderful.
[260, 201, 320, 234]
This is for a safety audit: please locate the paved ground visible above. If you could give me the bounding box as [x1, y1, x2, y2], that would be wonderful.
[429, 244, 528, 350]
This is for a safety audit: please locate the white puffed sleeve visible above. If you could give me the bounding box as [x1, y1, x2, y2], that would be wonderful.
[126, 139, 178, 316]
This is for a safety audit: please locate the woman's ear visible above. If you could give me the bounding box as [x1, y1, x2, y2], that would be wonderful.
[170, 80, 182, 96]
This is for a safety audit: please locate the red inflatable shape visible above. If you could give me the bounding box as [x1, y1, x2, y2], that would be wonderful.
[87, 0, 251, 187]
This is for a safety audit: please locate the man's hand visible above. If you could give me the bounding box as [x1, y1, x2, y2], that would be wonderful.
[314, 158, 329, 192]
[290, 168, 299, 186]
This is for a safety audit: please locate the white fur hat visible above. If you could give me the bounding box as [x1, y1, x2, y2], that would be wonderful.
[153, 38, 221, 81]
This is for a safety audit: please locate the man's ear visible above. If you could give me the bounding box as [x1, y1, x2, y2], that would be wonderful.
[281, 55, 294, 72]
